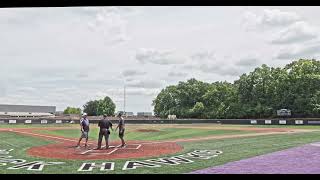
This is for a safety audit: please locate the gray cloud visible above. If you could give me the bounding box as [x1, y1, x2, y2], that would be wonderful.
[217, 67, 244, 76]
[16, 87, 37, 93]
[276, 42, 320, 60]
[243, 9, 301, 31]
[199, 65, 242, 77]
[135, 48, 185, 65]
[235, 58, 260, 67]
[168, 71, 188, 77]
[126, 79, 164, 89]
[0, 86, 6, 96]
[0, 8, 55, 26]
[271, 21, 318, 44]
[186, 51, 217, 70]
[125, 77, 136, 82]
[198, 64, 220, 73]
[86, 6, 137, 45]
[126, 88, 160, 96]
[76, 72, 89, 79]
[122, 69, 146, 77]
[186, 51, 256, 77]
[191, 51, 215, 61]
[182, 51, 243, 77]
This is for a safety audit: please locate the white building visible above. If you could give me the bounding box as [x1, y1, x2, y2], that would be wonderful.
[0, 104, 56, 118]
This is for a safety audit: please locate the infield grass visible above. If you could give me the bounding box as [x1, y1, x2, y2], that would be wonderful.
[34, 127, 253, 141]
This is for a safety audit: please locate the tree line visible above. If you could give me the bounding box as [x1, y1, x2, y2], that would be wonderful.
[153, 59, 320, 119]
[63, 96, 116, 116]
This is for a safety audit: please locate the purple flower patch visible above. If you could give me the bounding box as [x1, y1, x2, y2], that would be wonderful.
[190, 142, 320, 174]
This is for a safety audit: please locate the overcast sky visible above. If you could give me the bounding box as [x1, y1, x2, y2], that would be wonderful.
[1, 6, 320, 112]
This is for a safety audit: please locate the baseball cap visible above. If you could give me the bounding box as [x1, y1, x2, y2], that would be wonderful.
[82, 113, 88, 116]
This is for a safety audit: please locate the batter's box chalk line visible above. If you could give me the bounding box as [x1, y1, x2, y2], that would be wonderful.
[80, 143, 142, 155]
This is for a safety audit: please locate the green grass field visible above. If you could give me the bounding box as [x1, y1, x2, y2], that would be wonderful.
[35, 127, 252, 141]
[1, 124, 320, 174]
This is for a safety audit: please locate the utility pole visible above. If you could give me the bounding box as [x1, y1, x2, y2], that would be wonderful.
[124, 86, 126, 117]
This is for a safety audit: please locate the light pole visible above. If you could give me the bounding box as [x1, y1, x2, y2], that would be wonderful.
[124, 85, 126, 117]
[168, 92, 174, 120]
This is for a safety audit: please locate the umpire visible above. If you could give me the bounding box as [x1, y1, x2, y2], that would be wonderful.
[96, 114, 113, 149]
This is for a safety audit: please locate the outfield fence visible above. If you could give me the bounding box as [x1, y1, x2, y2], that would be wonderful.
[0, 118, 320, 125]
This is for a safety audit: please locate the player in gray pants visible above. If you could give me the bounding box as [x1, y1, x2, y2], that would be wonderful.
[77, 113, 90, 148]
[96, 114, 113, 150]
[115, 113, 126, 147]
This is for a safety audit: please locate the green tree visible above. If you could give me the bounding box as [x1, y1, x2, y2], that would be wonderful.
[96, 96, 116, 116]
[190, 102, 205, 118]
[83, 100, 99, 116]
[153, 59, 320, 119]
[63, 107, 82, 115]
[153, 78, 209, 118]
[152, 85, 179, 118]
[311, 91, 320, 115]
[284, 59, 320, 117]
[235, 64, 276, 118]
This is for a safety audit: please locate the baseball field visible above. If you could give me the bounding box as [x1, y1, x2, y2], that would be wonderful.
[1, 123, 320, 174]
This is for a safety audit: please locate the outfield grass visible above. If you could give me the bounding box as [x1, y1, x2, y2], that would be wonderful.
[34, 127, 252, 141]
[1, 125, 320, 174]
[0, 124, 75, 128]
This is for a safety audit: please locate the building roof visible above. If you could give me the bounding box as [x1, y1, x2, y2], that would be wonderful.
[0, 104, 56, 113]
[0, 112, 55, 117]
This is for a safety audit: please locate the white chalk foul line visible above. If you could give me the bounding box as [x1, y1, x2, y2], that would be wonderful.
[83, 144, 142, 155]
[80, 145, 108, 155]
[90, 148, 119, 155]
[135, 144, 142, 149]
[9, 130, 97, 147]
[81, 145, 124, 155]
[84, 146, 118, 155]
[310, 143, 320, 147]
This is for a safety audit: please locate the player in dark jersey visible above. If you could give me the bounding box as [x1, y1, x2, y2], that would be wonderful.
[95, 114, 113, 149]
[76, 113, 90, 148]
[115, 112, 126, 147]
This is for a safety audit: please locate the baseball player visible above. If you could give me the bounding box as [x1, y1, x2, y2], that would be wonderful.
[95, 114, 113, 149]
[76, 113, 90, 148]
[115, 112, 126, 147]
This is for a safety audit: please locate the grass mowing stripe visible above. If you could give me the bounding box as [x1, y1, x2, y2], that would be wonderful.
[0, 139, 20, 148]
[35, 128, 253, 141]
